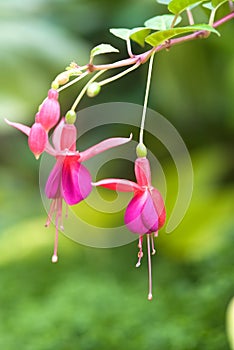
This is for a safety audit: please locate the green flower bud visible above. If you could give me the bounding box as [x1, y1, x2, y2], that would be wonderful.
[136, 143, 147, 158]
[65, 110, 77, 124]
[51, 81, 59, 90]
[55, 72, 70, 85]
[86, 82, 101, 97]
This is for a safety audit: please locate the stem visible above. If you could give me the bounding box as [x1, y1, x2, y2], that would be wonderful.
[57, 71, 89, 92]
[126, 39, 134, 57]
[71, 70, 106, 111]
[209, 8, 217, 26]
[57, 11, 233, 96]
[99, 62, 140, 87]
[147, 234, 153, 301]
[89, 12, 234, 72]
[139, 52, 155, 144]
[186, 8, 194, 25]
[170, 14, 179, 28]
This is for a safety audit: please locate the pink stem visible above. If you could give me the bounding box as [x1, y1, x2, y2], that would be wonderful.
[147, 234, 153, 301]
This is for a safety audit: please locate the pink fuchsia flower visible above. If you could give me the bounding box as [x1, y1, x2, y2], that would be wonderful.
[93, 155, 166, 300]
[5, 118, 132, 262]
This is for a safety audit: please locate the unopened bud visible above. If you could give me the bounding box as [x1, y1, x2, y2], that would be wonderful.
[86, 82, 101, 97]
[37, 89, 60, 131]
[28, 123, 48, 159]
[65, 110, 77, 124]
[54, 72, 70, 86]
[136, 143, 147, 158]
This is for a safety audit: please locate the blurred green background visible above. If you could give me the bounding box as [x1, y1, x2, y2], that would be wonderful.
[0, 0, 234, 349]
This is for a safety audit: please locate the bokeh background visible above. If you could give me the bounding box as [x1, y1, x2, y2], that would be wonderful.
[0, 0, 234, 349]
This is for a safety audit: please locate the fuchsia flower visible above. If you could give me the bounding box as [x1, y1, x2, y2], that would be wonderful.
[93, 156, 166, 300]
[5, 117, 131, 263]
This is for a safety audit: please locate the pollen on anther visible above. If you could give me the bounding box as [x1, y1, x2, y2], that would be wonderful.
[51, 255, 58, 263]
[148, 293, 153, 301]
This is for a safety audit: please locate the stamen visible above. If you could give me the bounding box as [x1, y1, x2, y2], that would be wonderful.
[136, 235, 143, 267]
[51, 198, 62, 263]
[147, 234, 153, 301]
[45, 200, 56, 227]
[65, 203, 69, 218]
[151, 234, 156, 255]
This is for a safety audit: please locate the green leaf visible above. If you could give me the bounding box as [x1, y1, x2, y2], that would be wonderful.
[145, 24, 220, 47]
[168, 0, 207, 14]
[203, 2, 214, 9]
[129, 27, 151, 47]
[144, 14, 182, 30]
[109, 28, 131, 41]
[110, 27, 151, 47]
[211, 0, 230, 7]
[90, 44, 119, 59]
[156, 0, 171, 4]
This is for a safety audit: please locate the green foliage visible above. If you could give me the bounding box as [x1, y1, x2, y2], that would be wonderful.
[211, 0, 230, 7]
[0, 215, 233, 349]
[145, 24, 219, 46]
[129, 27, 151, 47]
[90, 44, 119, 62]
[110, 27, 151, 47]
[168, 0, 206, 14]
[109, 28, 131, 41]
[144, 14, 182, 30]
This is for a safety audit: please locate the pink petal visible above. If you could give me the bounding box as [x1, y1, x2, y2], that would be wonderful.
[28, 123, 48, 159]
[61, 123, 77, 151]
[151, 188, 166, 229]
[135, 157, 151, 187]
[45, 157, 64, 198]
[92, 178, 141, 192]
[124, 190, 159, 234]
[52, 118, 65, 151]
[79, 134, 132, 162]
[5, 119, 30, 136]
[62, 156, 92, 205]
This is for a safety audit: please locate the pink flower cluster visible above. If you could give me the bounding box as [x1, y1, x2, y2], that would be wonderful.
[6, 88, 166, 300]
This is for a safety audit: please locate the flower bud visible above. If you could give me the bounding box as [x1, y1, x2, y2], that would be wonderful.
[53, 72, 70, 87]
[136, 143, 147, 158]
[65, 110, 77, 124]
[28, 123, 48, 159]
[86, 82, 101, 97]
[36, 89, 60, 131]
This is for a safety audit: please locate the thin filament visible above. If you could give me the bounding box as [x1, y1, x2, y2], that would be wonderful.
[136, 235, 143, 267]
[99, 62, 140, 87]
[151, 234, 156, 255]
[147, 234, 153, 300]
[139, 53, 155, 144]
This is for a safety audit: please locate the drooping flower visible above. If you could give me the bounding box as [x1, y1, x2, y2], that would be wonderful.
[93, 152, 166, 300]
[5, 118, 132, 262]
